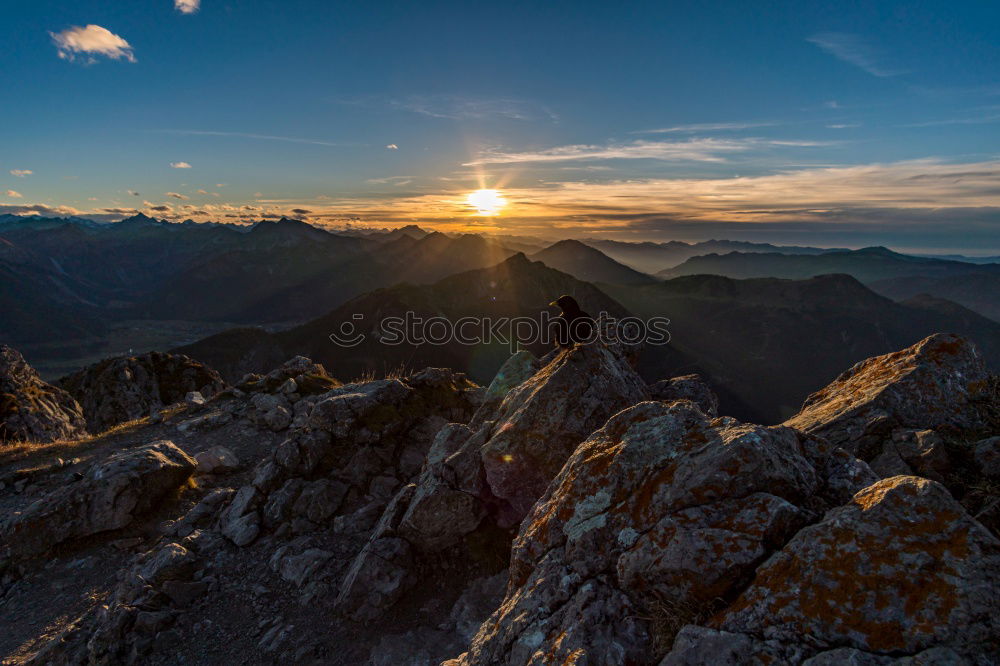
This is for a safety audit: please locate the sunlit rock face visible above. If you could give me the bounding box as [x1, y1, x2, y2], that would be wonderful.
[713, 475, 1000, 657]
[784, 332, 994, 458]
[449, 399, 877, 665]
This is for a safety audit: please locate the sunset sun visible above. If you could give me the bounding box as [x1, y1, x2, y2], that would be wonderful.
[466, 189, 507, 216]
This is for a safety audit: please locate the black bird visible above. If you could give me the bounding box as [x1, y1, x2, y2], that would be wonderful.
[550, 294, 595, 348]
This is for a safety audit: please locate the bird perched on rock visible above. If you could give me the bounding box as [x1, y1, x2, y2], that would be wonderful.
[549, 295, 595, 348]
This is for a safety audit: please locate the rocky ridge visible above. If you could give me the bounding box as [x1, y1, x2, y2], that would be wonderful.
[0, 333, 997, 664]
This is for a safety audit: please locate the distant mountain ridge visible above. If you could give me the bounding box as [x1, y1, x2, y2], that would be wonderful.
[585, 238, 849, 273]
[176, 255, 1000, 424]
[530, 239, 657, 285]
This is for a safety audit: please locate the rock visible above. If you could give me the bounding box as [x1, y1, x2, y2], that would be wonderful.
[714, 476, 1000, 657]
[389, 344, 650, 577]
[291, 478, 348, 524]
[649, 374, 719, 417]
[219, 485, 262, 546]
[0, 440, 196, 560]
[269, 546, 334, 587]
[0, 345, 87, 444]
[58, 351, 224, 432]
[893, 429, 951, 481]
[185, 391, 206, 405]
[454, 400, 874, 665]
[481, 350, 540, 407]
[479, 345, 649, 524]
[784, 333, 992, 458]
[868, 443, 913, 479]
[659, 625, 805, 665]
[974, 436, 1000, 478]
[194, 446, 240, 474]
[335, 536, 412, 622]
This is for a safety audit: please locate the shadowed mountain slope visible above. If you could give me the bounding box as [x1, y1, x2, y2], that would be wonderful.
[530, 240, 657, 285]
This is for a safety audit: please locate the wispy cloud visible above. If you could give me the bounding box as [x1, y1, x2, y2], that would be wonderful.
[10, 169, 33, 177]
[465, 138, 831, 165]
[367, 176, 414, 186]
[175, 0, 200, 14]
[5, 190, 23, 198]
[634, 121, 778, 134]
[385, 144, 399, 150]
[807, 33, 904, 77]
[344, 94, 558, 122]
[827, 123, 861, 129]
[50, 25, 136, 64]
[902, 112, 1000, 127]
[156, 129, 352, 148]
[170, 161, 192, 169]
[128, 189, 140, 196]
[166, 192, 189, 200]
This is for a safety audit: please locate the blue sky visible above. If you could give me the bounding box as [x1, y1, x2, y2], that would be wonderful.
[2, 0, 999, 251]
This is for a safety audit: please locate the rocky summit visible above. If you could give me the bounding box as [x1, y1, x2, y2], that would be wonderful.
[0, 334, 998, 665]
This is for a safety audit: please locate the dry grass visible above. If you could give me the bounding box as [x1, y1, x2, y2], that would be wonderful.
[0, 415, 153, 468]
[636, 592, 726, 656]
[350, 363, 413, 384]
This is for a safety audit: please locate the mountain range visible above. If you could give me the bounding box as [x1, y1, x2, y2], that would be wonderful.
[2, 213, 998, 423]
[177, 254, 1000, 424]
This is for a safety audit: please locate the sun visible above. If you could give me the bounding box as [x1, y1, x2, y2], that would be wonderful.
[466, 189, 507, 216]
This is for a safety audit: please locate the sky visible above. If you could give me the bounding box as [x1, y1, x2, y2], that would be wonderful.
[2, 0, 1000, 253]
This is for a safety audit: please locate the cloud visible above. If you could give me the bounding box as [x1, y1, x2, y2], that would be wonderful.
[367, 176, 414, 185]
[0, 203, 87, 218]
[128, 189, 140, 196]
[465, 138, 830, 165]
[10, 169, 32, 177]
[902, 113, 1000, 128]
[175, 0, 200, 14]
[807, 33, 903, 77]
[344, 94, 558, 122]
[635, 121, 777, 134]
[386, 144, 399, 150]
[827, 123, 861, 129]
[50, 25, 136, 64]
[291, 209, 312, 216]
[157, 130, 349, 148]
[196, 189, 209, 195]
[166, 192, 189, 200]
[170, 161, 192, 169]
[5, 190, 23, 198]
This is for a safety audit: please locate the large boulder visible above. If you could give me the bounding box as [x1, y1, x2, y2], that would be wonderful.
[451, 399, 875, 665]
[59, 351, 225, 432]
[691, 475, 1000, 660]
[0, 345, 87, 444]
[784, 333, 992, 458]
[1, 440, 196, 560]
[337, 344, 649, 623]
[649, 374, 719, 417]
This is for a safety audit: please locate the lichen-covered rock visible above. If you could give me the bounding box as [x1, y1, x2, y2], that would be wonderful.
[712, 475, 1000, 658]
[649, 374, 719, 417]
[784, 334, 992, 458]
[0, 345, 87, 444]
[58, 351, 225, 432]
[1, 440, 196, 560]
[453, 400, 874, 665]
